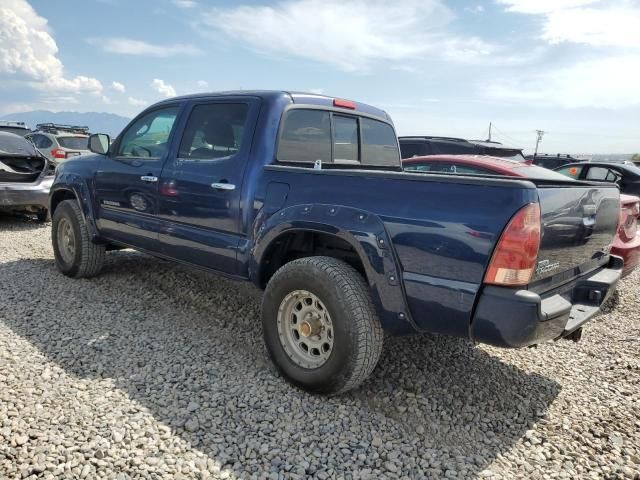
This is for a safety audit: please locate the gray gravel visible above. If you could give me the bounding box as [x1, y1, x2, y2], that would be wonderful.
[0, 213, 639, 480]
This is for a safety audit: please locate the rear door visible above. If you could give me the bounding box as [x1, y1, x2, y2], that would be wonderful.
[94, 104, 182, 252]
[157, 97, 260, 274]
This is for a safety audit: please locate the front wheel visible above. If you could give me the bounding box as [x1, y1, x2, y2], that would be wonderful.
[52, 200, 105, 278]
[262, 256, 383, 394]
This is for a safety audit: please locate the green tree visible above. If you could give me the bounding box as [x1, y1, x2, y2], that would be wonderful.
[632, 153, 640, 164]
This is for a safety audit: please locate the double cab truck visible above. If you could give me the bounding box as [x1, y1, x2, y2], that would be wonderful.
[49, 91, 622, 394]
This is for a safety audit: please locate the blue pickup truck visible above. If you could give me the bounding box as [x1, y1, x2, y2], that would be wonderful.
[49, 91, 622, 394]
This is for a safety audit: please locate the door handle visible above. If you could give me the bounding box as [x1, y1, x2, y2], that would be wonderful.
[140, 176, 158, 182]
[211, 182, 236, 191]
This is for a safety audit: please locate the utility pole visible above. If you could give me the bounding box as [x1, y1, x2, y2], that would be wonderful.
[487, 122, 492, 142]
[534, 130, 545, 156]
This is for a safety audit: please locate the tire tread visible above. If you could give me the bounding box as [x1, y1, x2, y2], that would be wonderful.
[53, 200, 105, 278]
[264, 256, 383, 394]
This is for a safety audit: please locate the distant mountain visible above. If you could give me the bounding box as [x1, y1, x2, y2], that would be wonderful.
[0, 110, 130, 137]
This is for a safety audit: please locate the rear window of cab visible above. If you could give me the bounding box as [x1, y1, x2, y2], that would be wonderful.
[277, 108, 399, 167]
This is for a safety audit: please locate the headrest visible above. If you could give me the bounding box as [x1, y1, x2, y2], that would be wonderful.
[203, 120, 235, 148]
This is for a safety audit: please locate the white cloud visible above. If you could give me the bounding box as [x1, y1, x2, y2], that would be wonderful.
[151, 78, 176, 98]
[486, 55, 640, 109]
[492, 0, 640, 109]
[542, 5, 640, 48]
[498, 0, 640, 48]
[111, 81, 126, 93]
[173, 0, 197, 7]
[497, 0, 599, 14]
[128, 96, 147, 107]
[0, 0, 103, 94]
[195, 0, 497, 72]
[0, 102, 35, 115]
[308, 88, 324, 94]
[90, 37, 201, 57]
[464, 5, 485, 13]
[196, 80, 209, 88]
[40, 95, 79, 105]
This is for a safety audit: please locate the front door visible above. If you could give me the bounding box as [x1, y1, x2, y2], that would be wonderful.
[158, 98, 260, 274]
[94, 104, 181, 252]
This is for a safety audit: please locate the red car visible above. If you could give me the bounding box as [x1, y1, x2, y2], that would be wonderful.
[403, 155, 640, 276]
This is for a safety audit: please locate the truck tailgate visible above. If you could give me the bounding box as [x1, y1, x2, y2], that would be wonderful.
[531, 184, 619, 292]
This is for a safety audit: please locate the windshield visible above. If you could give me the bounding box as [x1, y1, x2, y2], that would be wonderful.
[58, 136, 89, 150]
[0, 132, 37, 156]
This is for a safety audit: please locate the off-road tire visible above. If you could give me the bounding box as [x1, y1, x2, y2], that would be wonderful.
[52, 200, 105, 278]
[262, 256, 384, 394]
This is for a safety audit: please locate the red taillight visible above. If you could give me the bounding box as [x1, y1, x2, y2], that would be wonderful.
[484, 203, 541, 286]
[333, 98, 356, 109]
[51, 148, 67, 159]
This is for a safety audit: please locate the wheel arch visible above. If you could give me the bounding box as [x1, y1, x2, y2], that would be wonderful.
[250, 204, 419, 335]
[49, 174, 99, 240]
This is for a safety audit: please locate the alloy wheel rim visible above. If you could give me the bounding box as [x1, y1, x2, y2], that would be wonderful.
[276, 290, 334, 369]
[57, 218, 76, 263]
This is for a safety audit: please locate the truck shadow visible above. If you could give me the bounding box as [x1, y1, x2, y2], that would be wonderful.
[0, 212, 48, 229]
[1, 252, 560, 478]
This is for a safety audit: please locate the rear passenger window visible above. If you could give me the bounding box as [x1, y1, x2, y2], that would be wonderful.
[33, 134, 52, 149]
[278, 110, 331, 163]
[404, 163, 434, 172]
[452, 165, 493, 175]
[361, 118, 400, 166]
[333, 115, 358, 163]
[586, 167, 620, 183]
[178, 103, 249, 159]
[556, 165, 584, 179]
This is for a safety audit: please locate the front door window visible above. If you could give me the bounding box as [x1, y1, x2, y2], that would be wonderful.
[117, 106, 179, 159]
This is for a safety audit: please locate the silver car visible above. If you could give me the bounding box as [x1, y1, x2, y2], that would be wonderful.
[26, 124, 91, 165]
[0, 131, 53, 221]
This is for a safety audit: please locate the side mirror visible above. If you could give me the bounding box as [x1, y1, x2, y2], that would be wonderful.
[89, 133, 110, 155]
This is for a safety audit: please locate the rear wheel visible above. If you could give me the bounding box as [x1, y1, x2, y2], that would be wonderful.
[52, 200, 105, 278]
[262, 256, 383, 394]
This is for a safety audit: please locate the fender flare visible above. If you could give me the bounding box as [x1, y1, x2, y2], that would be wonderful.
[250, 203, 419, 335]
[49, 172, 99, 240]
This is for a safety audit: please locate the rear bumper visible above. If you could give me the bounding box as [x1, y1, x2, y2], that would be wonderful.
[611, 233, 640, 277]
[0, 176, 53, 210]
[470, 255, 623, 348]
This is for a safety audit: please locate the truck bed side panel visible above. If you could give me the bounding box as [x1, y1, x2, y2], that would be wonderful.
[254, 168, 537, 336]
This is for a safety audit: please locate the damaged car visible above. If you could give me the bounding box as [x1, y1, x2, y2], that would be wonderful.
[0, 131, 53, 222]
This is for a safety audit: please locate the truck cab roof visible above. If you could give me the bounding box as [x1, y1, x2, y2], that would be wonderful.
[153, 90, 392, 122]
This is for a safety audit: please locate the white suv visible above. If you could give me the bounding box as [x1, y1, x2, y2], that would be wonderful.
[27, 124, 91, 164]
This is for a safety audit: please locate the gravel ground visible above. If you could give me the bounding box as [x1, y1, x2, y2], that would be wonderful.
[0, 213, 638, 480]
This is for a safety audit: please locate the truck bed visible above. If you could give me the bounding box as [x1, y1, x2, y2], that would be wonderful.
[257, 166, 620, 340]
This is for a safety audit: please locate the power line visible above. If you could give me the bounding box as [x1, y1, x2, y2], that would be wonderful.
[490, 124, 530, 146]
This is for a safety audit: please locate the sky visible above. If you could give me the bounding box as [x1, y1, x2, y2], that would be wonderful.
[0, 0, 638, 154]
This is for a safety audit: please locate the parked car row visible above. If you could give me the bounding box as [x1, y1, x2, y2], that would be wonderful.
[43, 90, 628, 394]
[26, 123, 91, 164]
[399, 136, 527, 162]
[0, 123, 92, 221]
[403, 154, 640, 277]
